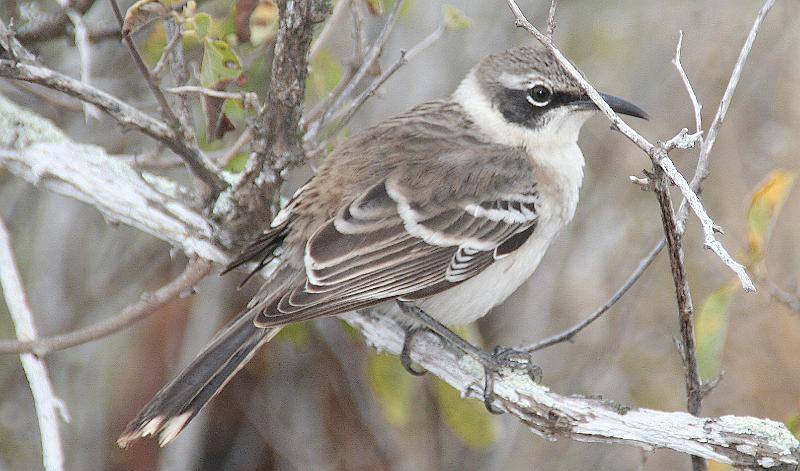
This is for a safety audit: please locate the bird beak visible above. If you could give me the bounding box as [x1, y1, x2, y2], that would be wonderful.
[573, 93, 649, 120]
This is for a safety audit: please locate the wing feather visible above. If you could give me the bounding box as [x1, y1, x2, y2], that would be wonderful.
[254, 175, 539, 327]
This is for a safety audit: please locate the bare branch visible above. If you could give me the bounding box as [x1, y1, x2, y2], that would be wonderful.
[322, 20, 446, 139]
[0, 218, 69, 471]
[694, 0, 776, 187]
[653, 166, 705, 470]
[226, 0, 330, 237]
[0, 94, 229, 264]
[347, 311, 800, 469]
[503, 0, 755, 292]
[106, 0, 227, 199]
[546, 0, 557, 38]
[524, 238, 664, 352]
[0, 19, 36, 62]
[0, 258, 212, 355]
[165, 86, 260, 109]
[66, 10, 102, 121]
[304, 0, 404, 143]
[107, 0, 177, 124]
[656, 153, 754, 291]
[0, 60, 228, 196]
[151, 25, 184, 79]
[672, 31, 702, 134]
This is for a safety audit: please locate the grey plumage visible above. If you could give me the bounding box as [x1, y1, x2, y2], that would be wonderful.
[119, 45, 646, 447]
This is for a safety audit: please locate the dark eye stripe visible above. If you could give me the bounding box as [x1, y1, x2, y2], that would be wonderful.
[495, 87, 584, 127]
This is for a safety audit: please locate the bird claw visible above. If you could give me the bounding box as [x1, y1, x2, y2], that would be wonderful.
[400, 326, 427, 376]
[483, 346, 541, 414]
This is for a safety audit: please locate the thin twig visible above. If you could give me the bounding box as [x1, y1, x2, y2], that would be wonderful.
[108, 0, 176, 122]
[524, 238, 665, 352]
[503, 0, 755, 292]
[308, 0, 350, 62]
[672, 31, 702, 134]
[163, 19, 199, 151]
[350, 0, 367, 65]
[304, 0, 404, 143]
[108, 0, 227, 198]
[66, 10, 102, 121]
[656, 153, 754, 291]
[0, 18, 36, 62]
[766, 279, 800, 313]
[0, 60, 227, 195]
[151, 26, 184, 78]
[546, 0, 557, 38]
[678, 0, 777, 224]
[324, 21, 446, 137]
[165, 86, 260, 108]
[0, 218, 69, 471]
[0, 258, 212, 355]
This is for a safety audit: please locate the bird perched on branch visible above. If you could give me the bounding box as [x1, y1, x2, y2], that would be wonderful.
[119, 44, 646, 447]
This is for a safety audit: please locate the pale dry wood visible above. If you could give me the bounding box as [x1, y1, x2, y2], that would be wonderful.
[0, 219, 69, 471]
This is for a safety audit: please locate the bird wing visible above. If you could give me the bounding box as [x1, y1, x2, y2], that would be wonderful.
[251, 145, 540, 327]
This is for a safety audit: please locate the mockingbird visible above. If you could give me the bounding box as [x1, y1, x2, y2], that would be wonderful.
[119, 44, 647, 447]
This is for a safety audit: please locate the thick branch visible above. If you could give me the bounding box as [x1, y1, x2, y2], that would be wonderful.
[347, 311, 799, 469]
[0, 258, 211, 355]
[0, 94, 228, 263]
[226, 0, 330, 238]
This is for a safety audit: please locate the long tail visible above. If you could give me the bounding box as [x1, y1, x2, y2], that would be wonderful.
[117, 312, 279, 448]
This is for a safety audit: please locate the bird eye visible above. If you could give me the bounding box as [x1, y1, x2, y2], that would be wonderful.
[526, 84, 553, 106]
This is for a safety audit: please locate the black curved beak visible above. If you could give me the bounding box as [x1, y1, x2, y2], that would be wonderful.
[574, 93, 649, 120]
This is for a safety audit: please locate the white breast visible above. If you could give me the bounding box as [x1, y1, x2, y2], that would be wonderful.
[414, 72, 590, 325]
[416, 162, 579, 326]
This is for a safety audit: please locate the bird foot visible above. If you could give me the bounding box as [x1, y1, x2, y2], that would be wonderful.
[482, 346, 542, 414]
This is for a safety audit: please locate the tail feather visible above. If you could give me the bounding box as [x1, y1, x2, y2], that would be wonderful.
[117, 312, 279, 448]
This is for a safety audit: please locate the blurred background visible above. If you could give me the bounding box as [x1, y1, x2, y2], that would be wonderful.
[1, 0, 799, 469]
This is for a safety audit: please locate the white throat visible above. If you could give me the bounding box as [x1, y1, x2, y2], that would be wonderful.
[452, 71, 589, 210]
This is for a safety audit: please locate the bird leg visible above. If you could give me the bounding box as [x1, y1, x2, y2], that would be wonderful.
[395, 301, 541, 414]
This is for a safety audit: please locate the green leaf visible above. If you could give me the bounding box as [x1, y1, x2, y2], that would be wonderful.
[192, 12, 213, 39]
[434, 378, 499, 450]
[747, 170, 796, 263]
[696, 285, 736, 382]
[225, 152, 249, 173]
[787, 414, 800, 439]
[442, 5, 472, 32]
[222, 98, 245, 122]
[142, 24, 167, 66]
[200, 39, 243, 88]
[308, 49, 343, 99]
[368, 353, 415, 427]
